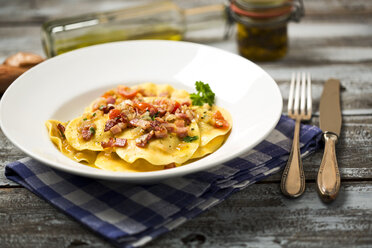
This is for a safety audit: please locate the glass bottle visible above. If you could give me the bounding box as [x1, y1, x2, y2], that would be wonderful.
[229, 0, 304, 61]
[41, 0, 228, 57]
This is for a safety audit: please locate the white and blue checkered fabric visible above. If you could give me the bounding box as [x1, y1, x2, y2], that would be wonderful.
[5, 116, 322, 247]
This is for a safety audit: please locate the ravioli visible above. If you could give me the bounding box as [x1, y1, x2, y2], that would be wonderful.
[45, 120, 97, 164]
[46, 82, 232, 172]
[64, 115, 112, 151]
[115, 120, 200, 165]
[191, 135, 226, 159]
[194, 105, 232, 146]
[95, 152, 164, 172]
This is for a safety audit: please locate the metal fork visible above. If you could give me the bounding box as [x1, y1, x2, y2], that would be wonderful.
[281, 72, 312, 198]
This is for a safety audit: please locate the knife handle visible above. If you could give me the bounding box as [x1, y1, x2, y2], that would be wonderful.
[281, 118, 305, 198]
[317, 132, 341, 202]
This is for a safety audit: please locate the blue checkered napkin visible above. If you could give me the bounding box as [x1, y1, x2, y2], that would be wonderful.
[5, 115, 321, 248]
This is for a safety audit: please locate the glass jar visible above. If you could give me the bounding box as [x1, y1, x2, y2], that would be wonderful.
[229, 0, 304, 62]
[41, 0, 227, 57]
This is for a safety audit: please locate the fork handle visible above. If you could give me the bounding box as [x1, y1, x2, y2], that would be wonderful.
[281, 118, 305, 198]
[317, 132, 340, 202]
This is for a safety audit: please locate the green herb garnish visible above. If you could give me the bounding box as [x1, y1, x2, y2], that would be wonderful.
[83, 118, 87, 121]
[190, 81, 215, 106]
[89, 127, 96, 135]
[92, 113, 96, 117]
[183, 135, 198, 142]
[151, 112, 159, 121]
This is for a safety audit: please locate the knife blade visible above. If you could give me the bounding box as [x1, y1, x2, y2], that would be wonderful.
[317, 78, 342, 202]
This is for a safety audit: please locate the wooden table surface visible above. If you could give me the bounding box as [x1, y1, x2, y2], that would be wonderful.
[1, 0, 372, 247]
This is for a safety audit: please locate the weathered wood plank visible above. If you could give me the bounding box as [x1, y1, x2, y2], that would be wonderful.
[149, 182, 372, 248]
[1, 0, 372, 24]
[1, 182, 371, 248]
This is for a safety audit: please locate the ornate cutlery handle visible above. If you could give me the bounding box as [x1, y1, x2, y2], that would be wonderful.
[317, 132, 341, 202]
[281, 118, 305, 197]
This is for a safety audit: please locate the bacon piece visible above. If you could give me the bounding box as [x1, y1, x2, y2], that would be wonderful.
[135, 131, 154, 148]
[99, 104, 114, 114]
[117, 122, 127, 130]
[174, 126, 189, 138]
[130, 118, 151, 130]
[81, 126, 96, 141]
[114, 138, 127, 147]
[154, 125, 168, 138]
[157, 108, 167, 117]
[104, 112, 129, 132]
[92, 97, 106, 111]
[174, 119, 185, 127]
[163, 123, 176, 133]
[164, 163, 176, 169]
[57, 123, 65, 137]
[104, 119, 117, 132]
[110, 124, 122, 135]
[101, 137, 127, 148]
[175, 112, 189, 120]
[106, 96, 116, 105]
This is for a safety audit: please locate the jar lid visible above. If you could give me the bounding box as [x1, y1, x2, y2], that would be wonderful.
[231, 0, 293, 19]
[228, 0, 304, 26]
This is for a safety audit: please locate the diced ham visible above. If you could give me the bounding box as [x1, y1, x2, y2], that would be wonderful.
[81, 126, 96, 141]
[154, 126, 168, 138]
[157, 108, 167, 117]
[110, 124, 122, 135]
[104, 119, 117, 132]
[130, 118, 151, 130]
[135, 131, 154, 148]
[174, 119, 185, 127]
[99, 104, 114, 114]
[114, 138, 127, 147]
[106, 96, 116, 105]
[101, 137, 127, 148]
[175, 112, 188, 120]
[104, 112, 129, 132]
[92, 97, 106, 111]
[117, 122, 127, 130]
[164, 163, 176, 169]
[57, 123, 65, 137]
[162, 122, 176, 133]
[174, 126, 189, 138]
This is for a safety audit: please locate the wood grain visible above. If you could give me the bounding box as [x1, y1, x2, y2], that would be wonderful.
[0, 0, 371, 247]
[1, 183, 371, 248]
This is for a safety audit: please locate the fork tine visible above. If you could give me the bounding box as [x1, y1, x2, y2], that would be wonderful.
[287, 73, 296, 115]
[307, 73, 312, 116]
[293, 72, 301, 115]
[300, 72, 306, 115]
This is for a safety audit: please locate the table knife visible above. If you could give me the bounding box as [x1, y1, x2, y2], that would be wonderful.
[317, 78, 342, 202]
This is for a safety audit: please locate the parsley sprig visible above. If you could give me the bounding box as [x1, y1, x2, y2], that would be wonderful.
[190, 81, 215, 106]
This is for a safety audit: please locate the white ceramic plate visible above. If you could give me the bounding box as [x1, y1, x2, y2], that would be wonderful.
[0, 40, 282, 182]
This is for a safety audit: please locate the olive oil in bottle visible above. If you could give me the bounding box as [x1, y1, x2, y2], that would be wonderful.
[42, 0, 227, 57]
